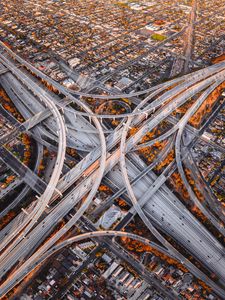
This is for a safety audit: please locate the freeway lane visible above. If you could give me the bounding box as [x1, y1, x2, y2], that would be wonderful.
[0, 55, 67, 256]
[118, 70, 225, 296]
[2, 40, 225, 116]
[0, 148, 46, 195]
[0, 229, 176, 300]
[175, 79, 225, 233]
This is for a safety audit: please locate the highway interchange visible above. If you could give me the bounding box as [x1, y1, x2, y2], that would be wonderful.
[0, 42, 225, 298]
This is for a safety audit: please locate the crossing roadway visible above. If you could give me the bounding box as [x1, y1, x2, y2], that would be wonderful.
[0, 44, 225, 298]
